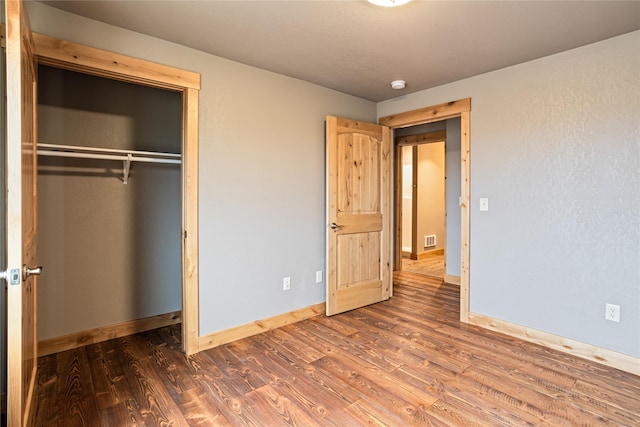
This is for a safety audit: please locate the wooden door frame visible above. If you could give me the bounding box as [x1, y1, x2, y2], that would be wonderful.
[31, 32, 202, 354]
[380, 98, 471, 322]
[411, 146, 419, 258]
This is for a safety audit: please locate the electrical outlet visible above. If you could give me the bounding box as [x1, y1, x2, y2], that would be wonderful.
[316, 270, 323, 283]
[283, 276, 291, 291]
[605, 303, 620, 322]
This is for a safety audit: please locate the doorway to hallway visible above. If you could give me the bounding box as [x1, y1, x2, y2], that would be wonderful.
[395, 122, 456, 283]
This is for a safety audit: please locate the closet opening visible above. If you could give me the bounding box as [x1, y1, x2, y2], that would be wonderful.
[36, 64, 184, 356]
[30, 31, 200, 355]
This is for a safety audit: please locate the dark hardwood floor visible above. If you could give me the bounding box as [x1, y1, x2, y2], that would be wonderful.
[33, 272, 640, 426]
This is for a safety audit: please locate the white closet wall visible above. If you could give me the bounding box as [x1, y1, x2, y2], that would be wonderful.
[37, 65, 182, 340]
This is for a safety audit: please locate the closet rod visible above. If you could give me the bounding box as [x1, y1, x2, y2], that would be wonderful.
[37, 150, 181, 164]
[37, 143, 181, 160]
[37, 143, 181, 185]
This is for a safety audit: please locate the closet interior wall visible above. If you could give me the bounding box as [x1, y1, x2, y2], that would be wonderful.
[37, 65, 182, 341]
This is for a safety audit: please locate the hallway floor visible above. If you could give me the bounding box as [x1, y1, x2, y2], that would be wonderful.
[401, 252, 445, 278]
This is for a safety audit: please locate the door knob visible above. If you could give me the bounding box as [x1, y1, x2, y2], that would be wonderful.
[330, 222, 342, 230]
[23, 265, 43, 280]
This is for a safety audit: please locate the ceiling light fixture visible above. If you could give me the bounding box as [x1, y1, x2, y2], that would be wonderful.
[391, 80, 406, 90]
[368, 0, 412, 7]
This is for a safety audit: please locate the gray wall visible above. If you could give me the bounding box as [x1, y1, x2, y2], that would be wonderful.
[379, 31, 640, 357]
[37, 66, 182, 339]
[26, 2, 376, 337]
[446, 118, 462, 277]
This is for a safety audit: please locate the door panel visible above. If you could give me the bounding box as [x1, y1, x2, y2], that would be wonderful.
[326, 116, 391, 316]
[337, 232, 381, 284]
[5, 0, 39, 425]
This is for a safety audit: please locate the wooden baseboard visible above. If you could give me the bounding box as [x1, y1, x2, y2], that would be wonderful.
[410, 248, 445, 260]
[444, 274, 460, 285]
[468, 312, 640, 376]
[199, 303, 325, 351]
[38, 310, 182, 357]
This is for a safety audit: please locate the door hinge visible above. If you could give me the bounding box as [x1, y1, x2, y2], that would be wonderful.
[184, 230, 187, 239]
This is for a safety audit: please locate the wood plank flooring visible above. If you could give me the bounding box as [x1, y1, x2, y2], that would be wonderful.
[33, 272, 640, 426]
[402, 254, 445, 278]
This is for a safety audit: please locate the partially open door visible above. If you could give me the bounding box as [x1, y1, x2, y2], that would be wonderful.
[326, 116, 392, 315]
[5, 0, 40, 425]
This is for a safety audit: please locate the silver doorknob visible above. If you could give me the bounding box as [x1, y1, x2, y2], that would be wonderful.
[330, 222, 341, 230]
[23, 265, 43, 280]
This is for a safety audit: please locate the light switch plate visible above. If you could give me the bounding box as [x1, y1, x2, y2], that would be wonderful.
[480, 198, 489, 211]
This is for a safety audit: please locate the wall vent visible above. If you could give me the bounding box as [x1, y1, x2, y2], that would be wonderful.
[424, 234, 436, 248]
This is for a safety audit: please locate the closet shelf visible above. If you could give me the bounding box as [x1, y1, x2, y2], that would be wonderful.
[37, 143, 181, 184]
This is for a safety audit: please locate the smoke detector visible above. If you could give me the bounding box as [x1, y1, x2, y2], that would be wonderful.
[391, 80, 406, 90]
[368, 0, 412, 7]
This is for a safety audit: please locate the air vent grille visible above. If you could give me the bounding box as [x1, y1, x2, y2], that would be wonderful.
[424, 235, 436, 248]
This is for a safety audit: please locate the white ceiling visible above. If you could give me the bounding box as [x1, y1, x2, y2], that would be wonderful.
[41, 1, 640, 102]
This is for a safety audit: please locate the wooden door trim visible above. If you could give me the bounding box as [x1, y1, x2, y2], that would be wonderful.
[182, 87, 200, 355]
[32, 33, 201, 354]
[396, 130, 447, 146]
[393, 145, 402, 271]
[380, 98, 471, 323]
[32, 32, 200, 91]
[379, 98, 471, 128]
[410, 146, 419, 258]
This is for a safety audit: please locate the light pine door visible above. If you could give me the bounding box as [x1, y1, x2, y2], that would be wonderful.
[326, 116, 392, 316]
[5, 0, 39, 425]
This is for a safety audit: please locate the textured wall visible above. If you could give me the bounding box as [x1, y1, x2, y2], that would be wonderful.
[379, 31, 640, 357]
[26, 2, 376, 336]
